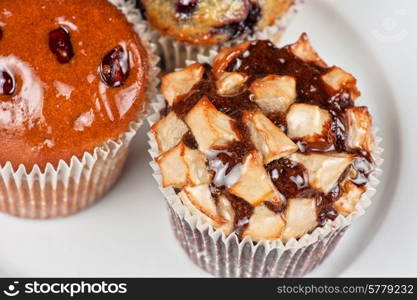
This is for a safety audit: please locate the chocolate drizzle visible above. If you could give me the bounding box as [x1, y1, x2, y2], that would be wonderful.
[351, 155, 374, 186]
[216, 141, 253, 173]
[209, 185, 253, 235]
[226, 41, 355, 153]
[267, 111, 287, 133]
[135, 0, 147, 19]
[182, 130, 198, 149]
[227, 191, 254, 237]
[267, 158, 313, 199]
[317, 166, 351, 226]
[264, 201, 285, 214]
[173, 63, 257, 120]
[0, 70, 16, 96]
[169, 40, 374, 238]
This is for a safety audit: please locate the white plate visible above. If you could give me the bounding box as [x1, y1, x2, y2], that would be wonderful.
[1, 0, 416, 277]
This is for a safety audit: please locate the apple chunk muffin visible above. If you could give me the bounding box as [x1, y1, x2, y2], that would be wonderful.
[151, 34, 376, 243]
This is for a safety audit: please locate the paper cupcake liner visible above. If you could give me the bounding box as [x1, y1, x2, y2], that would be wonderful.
[167, 204, 349, 277]
[147, 0, 305, 73]
[0, 0, 160, 219]
[147, 46, 383, 277]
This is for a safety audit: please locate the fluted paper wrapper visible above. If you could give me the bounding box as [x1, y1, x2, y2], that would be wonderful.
[147, 47, 383, 277]
[148, 0, 304, 72]
[0, 0, 160, 219]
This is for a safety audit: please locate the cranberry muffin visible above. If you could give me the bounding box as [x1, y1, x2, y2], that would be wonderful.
[149, 34, 381, 277]
[137, 0, 299, 71]
[0, 0, 155, 218]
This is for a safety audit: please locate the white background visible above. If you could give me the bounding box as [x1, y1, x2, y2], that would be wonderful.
[0, 0, 416, 277]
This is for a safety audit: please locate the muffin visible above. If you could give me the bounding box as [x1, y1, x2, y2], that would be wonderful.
[137, 0, 301, 72]
[0, 0, 158, 219]
[149, 34, 382, 277]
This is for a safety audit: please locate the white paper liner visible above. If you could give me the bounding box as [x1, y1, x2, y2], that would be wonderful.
[146, 0, 305, 72]
[0, 0, 160, 219]
[146, 48, 384, 277]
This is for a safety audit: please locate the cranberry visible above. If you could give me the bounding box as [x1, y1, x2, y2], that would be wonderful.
[0, 28, 3, 41]
[48, 27, 74, 64]
[267, 111, 287, 133]
[0, 70, 16, 96]
[100, 45, 130, 87]
[174, 0, 198, 18]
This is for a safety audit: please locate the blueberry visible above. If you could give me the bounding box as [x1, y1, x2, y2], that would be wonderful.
[136, 0, 147, 20]
[215, 3, 261, 40]
[174, 0, 198, 18]
[244, 2, 261, 31]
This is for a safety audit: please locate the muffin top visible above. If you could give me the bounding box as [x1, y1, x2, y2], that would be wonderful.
[0, 0, 149, 169]
[138, 0, 294, 45]
[152, 34, 375, 242]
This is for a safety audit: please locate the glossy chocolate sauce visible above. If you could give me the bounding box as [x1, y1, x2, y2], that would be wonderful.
[266, 111, 287, 133]
[264, 201, 286, 214]
[267, 158, 314, 199]
[170, 40, 374, 237]
[211, 184, 254, 237]
[182, 130, 198, 149]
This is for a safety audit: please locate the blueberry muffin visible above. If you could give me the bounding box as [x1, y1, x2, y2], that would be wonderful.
[150, 34, 381, 277]
[0, 0, 155, 218]
[137, 0, 299, 71]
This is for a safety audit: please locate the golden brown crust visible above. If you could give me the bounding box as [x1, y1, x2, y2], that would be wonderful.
[0, 0, 149, 169]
